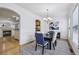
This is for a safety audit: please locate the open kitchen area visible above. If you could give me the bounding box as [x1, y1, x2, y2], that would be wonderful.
[0, 7, 20, 54]
[0, 19, 19, 39]
[0, 7, 20, 40]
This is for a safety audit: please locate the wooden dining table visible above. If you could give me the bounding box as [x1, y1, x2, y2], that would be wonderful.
[44, 33, 52, 50]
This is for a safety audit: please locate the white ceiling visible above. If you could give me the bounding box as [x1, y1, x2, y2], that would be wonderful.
[17, 3, 76, 18]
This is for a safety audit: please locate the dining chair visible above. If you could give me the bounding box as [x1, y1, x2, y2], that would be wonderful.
[35, 32, 48, 55]
[52, 31, 57, 50]
[48, 31, 54, 39]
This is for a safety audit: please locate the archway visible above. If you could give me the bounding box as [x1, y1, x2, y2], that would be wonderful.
[0, 7, 20, 54]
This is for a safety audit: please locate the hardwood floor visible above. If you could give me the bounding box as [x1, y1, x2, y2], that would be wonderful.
[0, 37, 20, 55]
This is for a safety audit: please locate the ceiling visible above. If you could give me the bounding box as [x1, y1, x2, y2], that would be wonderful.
[0, 3, 76, 21]
[0, 7, 20, 22]
[17, 3, 76, 18]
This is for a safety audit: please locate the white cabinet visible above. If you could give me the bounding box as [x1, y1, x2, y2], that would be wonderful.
[14, 30, 19, 40]
[0, 29, 2, 37]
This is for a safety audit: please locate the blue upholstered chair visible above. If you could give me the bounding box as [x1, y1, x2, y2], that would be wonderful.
[35, 32, 48, 54]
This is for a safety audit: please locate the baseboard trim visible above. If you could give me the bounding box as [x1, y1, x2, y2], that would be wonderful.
[21, 40, 35, 46]
[67, 39, 75, 54]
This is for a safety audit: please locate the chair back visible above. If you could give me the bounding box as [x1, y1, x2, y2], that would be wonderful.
[35, 33, 44, 45]
[52, 31, 57, 43]
[48, 31, 54, 38]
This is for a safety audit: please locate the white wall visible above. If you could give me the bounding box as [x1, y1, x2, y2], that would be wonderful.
[0, 3, 41, 45]
[20, 12, 41, 45]
[41, 20, 49, 33]
[41, 16, 67, 39]
[55, 16, 67, 39]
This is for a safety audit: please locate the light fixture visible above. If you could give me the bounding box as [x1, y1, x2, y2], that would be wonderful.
[43, 9, 52, 22]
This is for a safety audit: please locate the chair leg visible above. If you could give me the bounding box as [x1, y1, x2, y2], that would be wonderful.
[55, 40, 57, 46]
[53, 43, 55, 50]
[42, 46, 44, 55]
[35, 44, 37, 51]
[47, 43, 49, 49]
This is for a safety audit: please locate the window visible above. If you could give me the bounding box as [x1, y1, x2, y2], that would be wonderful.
[68, 18, 71, 38]
[72, 6, 78, 46]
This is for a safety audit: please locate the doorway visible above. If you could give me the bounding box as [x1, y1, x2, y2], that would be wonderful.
[0, 7, 20, 54]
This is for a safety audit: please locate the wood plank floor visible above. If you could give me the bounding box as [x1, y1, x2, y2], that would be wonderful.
[0, 37, 20, 55]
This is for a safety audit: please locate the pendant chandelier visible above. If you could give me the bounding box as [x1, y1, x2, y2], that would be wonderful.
[43, 9, 52, 22]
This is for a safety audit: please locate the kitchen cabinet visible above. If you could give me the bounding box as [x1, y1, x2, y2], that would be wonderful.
[14, 30, 19, 40]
